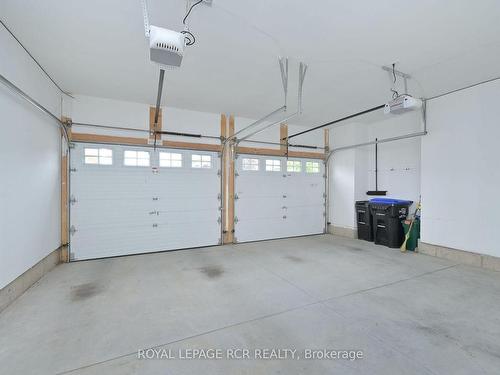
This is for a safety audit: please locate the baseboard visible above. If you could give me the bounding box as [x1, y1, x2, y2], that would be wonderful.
[418, 242, 500, 272]
[0, 247, 61, 313]
[328, 225, 357, 239]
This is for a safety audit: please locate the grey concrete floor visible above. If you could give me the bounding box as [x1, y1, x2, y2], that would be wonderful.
[1, 235, 500, 374]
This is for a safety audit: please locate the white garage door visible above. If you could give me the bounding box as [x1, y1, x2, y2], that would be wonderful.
[234, 154, 326, 243]
[69, 143, 221, 260]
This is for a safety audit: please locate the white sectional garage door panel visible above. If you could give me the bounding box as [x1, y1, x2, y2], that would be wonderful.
[234, 154, 325, 243]
[70, 143, 221, 260]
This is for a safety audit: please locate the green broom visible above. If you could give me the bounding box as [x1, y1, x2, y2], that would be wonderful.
[401, 200, 421, 252]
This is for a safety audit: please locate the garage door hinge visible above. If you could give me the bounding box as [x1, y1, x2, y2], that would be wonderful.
[217, 217, 221, 224]
[70, 168, 77, 172]
[234, 216, 239, 223]
[282, 215, 287, 219]
[153, 223, 158, 228]
[69, 195, 77, 205]
[69, 225, 77, 236]
[217, 193, 221, 200]
[217, 170, 221, 177]
[235, 171, 239, 177]
[323, 174, 327, 178]
[323, 193, 327, 198]
[152, 197, 159, 201]
[234, 194, 239, 200]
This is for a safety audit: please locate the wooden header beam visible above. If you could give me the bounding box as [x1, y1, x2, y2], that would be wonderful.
[71, 133, 222, 152]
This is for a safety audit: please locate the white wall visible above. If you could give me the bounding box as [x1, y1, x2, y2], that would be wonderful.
[70, 95, 222, 145]
[422, 79, 500, 257]
[329, 110, 422, 230]
[70, 95, 322, 149]
[0, 26, 62, 289]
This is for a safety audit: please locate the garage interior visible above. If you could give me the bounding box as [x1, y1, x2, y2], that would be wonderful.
[1, 1, 500, 374]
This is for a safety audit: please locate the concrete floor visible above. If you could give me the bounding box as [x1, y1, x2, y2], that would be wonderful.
[1, 235, 500, 374]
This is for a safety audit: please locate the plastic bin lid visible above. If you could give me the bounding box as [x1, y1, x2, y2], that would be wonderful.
[369, 198, 413, 205]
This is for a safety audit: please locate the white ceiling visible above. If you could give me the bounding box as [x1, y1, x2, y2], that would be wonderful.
[2, 0, 500, 126]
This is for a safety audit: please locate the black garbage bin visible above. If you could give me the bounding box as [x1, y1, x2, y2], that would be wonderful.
[355, 201, 373, 241]
[370, 198, 412, 248]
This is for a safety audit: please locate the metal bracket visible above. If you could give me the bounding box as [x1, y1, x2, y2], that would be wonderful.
[278, 56, 289, 108]
[69, 195, 77, 205]
[68, 142, 76, 149]
[70, 168, 77, 172]
[234, 216, 239, 224]
[234, 193, 239, 200]
[217, 193, 221, 200]
[69, 225, 77, 236]
[141, 0, 150, 37]
[217, 217, 221, 224]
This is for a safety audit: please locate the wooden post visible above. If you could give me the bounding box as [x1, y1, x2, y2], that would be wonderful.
[220, 114, 228, 244]
[149, 106, 163, 140]
[60, 116, 72, 263]
[324, 128, 330, 155]
[225, 115, 235, 243]
[280, 123, 288, 155]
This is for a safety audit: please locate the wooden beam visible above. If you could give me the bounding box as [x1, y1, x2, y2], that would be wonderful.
[72, 133, 149, 145]
[280, 123, 288, 153]
[225, 115, 235, 244]
[61, 115, 72, 139]
[220, 114, 228, 244]
[162, 140, 222, 152]
[324, 128, 330, 154]
[71, 132, 222, 152]
[236, 146, 325, 160]
[149, 106, 162, 140]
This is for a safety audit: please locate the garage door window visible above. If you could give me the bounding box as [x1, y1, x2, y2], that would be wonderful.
[305, 161, 320, 173]
[124, 150, 150, 167]
[287, 160, 302, 172]
[242, 158, 259, 171]
[160, 152, 182, 168]
[192, 154, 212, 168]
[265, 159, 281, 172]
[84, 148, 112, 165]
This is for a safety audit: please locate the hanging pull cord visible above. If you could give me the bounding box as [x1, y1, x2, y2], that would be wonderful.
[391, 63, 399, 99]
[181, 0, 204, 46]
